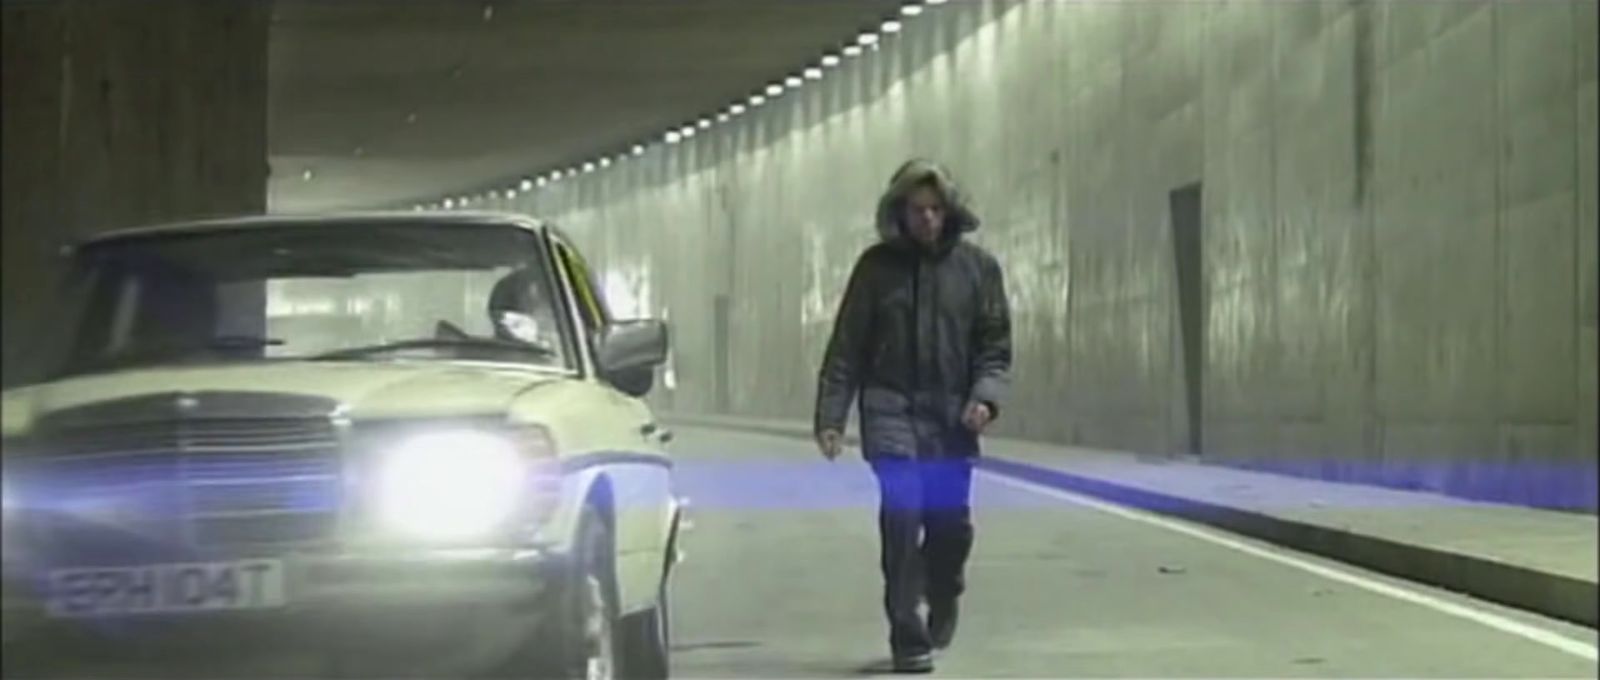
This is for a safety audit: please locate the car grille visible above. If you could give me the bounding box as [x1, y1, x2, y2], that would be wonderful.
[19, 418, 343, 549]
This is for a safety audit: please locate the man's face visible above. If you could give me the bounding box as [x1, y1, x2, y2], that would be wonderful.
[903, 185, 947, 248]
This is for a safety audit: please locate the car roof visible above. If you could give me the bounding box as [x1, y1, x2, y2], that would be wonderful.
[74, 211, 550, 249]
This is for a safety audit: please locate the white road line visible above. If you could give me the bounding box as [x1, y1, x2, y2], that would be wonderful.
[978, 470, 1599, 661]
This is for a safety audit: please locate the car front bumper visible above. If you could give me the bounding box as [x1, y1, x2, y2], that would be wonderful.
[1, 546, 569, 675]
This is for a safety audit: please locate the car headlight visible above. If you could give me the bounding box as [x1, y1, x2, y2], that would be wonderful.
[374, 430, 529, 541]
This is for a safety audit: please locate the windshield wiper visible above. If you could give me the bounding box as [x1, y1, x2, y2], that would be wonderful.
[308, 338, 556, 361]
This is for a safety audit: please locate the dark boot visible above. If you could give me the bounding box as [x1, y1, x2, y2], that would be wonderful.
[892, 652, 935, 674]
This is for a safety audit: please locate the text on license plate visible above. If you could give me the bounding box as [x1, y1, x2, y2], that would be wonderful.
[47, 560, 286, 618]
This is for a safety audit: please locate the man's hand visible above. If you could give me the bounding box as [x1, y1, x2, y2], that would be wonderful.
[816, 429, 844, 461]
[962, 402, 994, 433]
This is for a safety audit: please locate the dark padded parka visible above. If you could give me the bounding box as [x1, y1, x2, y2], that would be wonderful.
[814, 160, 1013, 459]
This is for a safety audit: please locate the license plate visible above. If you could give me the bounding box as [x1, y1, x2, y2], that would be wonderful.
[46, 560, 286, 618]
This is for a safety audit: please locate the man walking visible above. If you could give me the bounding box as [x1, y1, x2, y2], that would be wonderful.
[814, 159, 1012, 673]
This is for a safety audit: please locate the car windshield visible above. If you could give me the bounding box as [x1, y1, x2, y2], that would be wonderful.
[51, 221, 575, 377]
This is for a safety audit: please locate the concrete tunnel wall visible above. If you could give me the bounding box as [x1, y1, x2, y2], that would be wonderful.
[483, 0, 1596, 511]
[0, 1, 271, 388]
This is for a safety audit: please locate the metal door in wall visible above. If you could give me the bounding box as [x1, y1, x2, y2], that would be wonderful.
[1169, 182, 1205, 457]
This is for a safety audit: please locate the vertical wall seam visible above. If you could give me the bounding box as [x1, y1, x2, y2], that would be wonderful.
[1490, 1, 1509, 492]
[1353, 0, 1374, 205]
[1363, 0, 1383, 475]
[1571, 0, 1585, 459]
[1268, 0, 1282, 463]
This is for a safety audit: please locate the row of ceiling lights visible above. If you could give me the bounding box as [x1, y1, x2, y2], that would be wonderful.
[412, 0, 947, 211]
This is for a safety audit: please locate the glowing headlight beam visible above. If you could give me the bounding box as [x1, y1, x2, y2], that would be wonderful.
[375, 431, 527, 541]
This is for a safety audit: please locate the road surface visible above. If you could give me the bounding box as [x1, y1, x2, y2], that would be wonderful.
[665, 427, 1597, 678]
[9, 426, 1595, 678]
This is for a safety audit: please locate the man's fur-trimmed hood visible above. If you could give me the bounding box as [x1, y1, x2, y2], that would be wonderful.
[874, 159, 981, 244]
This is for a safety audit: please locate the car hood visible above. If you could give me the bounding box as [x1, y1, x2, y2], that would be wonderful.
[1, 361, 568, 435]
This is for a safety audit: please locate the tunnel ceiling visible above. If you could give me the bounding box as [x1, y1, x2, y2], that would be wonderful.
[267, 0, 904, 213]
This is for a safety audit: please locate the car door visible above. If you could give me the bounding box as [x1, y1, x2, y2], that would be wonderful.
[547, 232, 668, 453]
[545, 230, 674, 614]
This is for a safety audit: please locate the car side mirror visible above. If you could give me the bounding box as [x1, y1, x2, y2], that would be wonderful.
[595, 319, 668, 397]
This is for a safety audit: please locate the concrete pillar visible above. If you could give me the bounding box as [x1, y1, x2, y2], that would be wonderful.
[0, 0, 269, 387]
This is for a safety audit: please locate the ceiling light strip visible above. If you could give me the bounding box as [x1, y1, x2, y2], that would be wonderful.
[429, 1, 942, 208]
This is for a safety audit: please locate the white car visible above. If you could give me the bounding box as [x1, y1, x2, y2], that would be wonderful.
[0, 212, 683, 679]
